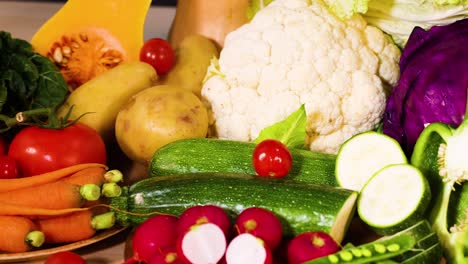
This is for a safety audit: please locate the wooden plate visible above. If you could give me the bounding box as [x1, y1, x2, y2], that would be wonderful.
[0, 226, 127, 263]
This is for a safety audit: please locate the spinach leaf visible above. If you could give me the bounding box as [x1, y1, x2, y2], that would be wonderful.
[0, 31, 69, 131]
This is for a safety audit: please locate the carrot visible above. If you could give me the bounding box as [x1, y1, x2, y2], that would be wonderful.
[0, 216, 45, 253]
[0, 201, 90, 217]
[0, 180, 87, 210]
[63, 166, 107, 186]
[37, 210, 116, 244]
[0, 163, 107, 193]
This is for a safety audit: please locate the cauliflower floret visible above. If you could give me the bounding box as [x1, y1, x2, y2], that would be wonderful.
[201, 0, 401, 154]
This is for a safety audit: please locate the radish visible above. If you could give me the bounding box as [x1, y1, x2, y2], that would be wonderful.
[177, 222, 227, 264]
[234, 207, 282, 249]
[127, 214, 179, 263]
[287, 231, 339, 264]
[225, 233, 273, 264]
[177, 204, 231, 237]
[149, 246, 184, 264]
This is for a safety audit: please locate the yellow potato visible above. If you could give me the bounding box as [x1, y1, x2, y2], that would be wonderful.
[57, 61, 158, 143]
[160, 34, 219, 97]
[115, 85, 209, 163]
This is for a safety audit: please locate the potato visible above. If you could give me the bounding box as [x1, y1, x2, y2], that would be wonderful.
[57, 61, 158, 143]
[159, 34, 219, 97]
[115, 85, 209, 163]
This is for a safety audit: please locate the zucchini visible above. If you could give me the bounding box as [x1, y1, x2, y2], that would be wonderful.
[335, 131, 407, 192]
[149, 138, 338, 186]
[357, 164, 431, 235]
[110, 173, 357, 243]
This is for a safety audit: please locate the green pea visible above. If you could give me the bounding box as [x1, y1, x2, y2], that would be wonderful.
[362, 248, 373, 257]
[351, 248, 363, 257]
[374, 243, 387, 254]
[339, 251, 353, 261]
[387, 243, 401, 252]
[328, 254, 339, 263]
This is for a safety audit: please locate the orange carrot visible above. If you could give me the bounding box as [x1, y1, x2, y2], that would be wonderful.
[0, 216, 45, 253]
[0, 163, 107, 193]
[63, 166, 107, 186]
[0, 201, 90, 217]
[0, 180, 85, 210]
[37, 210, 115, 244]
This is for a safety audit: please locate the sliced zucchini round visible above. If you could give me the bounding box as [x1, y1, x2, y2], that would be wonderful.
[335, 131, 408, 192]
[357, 164, 431, 235]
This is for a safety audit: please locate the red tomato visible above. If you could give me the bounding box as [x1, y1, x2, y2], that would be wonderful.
[0, 136, 8, 155]
[0, 155, 18, 179]
[252, 139, 292, 178]
[8, 123, 106, 177]
[44, 251, 86, 264]
[140, 38, 175, 75]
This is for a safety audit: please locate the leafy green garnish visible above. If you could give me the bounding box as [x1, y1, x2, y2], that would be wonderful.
[254, 104, 307, 149]
[246, 0, 275, 21]
[0, 31, 69, 132]
[245, 0, 370, 21]
[325, 0, 369, 19]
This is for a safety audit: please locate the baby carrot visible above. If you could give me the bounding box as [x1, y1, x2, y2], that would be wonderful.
[0, 163, 107, 193]
[0, 215, 45, 253]
[0, 201, 90, 217]
[64, 166, 107, 186]
[0, 180, 100, 210]
[37, 210, 115, 244]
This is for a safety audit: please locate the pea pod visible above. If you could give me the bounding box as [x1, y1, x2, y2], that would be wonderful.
[304, 234, 416, 264]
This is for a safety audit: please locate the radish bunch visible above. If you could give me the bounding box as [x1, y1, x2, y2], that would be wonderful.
[125, 205, 340, 264]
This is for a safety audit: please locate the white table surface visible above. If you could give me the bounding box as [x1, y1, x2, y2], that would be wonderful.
[0, 1, 175, 263]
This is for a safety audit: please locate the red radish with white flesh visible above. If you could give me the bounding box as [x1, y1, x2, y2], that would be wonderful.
[234, 207, 282, 250]
[225, 233, 273, 264]
[177, 204, 231, 237]
[287, 231, 339, 264]
[177, 222, 227, 264]
[149, 246, 184, 264]
[127, 214, 179, 263]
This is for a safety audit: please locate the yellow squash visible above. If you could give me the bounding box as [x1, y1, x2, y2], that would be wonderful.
[31, 0, 151, 90]
[168, 0, 249, 49]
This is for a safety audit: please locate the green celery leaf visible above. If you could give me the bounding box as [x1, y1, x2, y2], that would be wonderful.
[254, 104, 307, 149]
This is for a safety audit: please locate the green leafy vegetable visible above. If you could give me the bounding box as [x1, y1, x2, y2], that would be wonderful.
[0, 31, 69, 132]
[246, 0, 370, 21]
[254, 104, 307, 149]
[363, 1, 468, 47]
[325, 0, 369, 19]
[411, 94, 468, 264]
[246, 0, 275, 21]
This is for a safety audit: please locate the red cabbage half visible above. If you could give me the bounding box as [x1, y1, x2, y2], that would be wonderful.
[382, 18, 468, 155]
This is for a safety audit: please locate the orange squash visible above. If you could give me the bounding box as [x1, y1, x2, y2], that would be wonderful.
[168, 0, 249, 49]
[31, 0, 151, 90]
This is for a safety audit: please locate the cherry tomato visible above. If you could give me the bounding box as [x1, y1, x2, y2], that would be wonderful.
[44, 251, 86, 264]
[140, 38, 175, 75]
[0, 155, 18, 179]
[252, 139, 292, 178]
[8, 123, 106, 177]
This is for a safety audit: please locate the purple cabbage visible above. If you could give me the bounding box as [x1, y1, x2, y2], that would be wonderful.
[382, 18, 468, 155]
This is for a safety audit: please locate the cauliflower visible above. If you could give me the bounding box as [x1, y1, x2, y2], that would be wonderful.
[201, 0, 401, 154]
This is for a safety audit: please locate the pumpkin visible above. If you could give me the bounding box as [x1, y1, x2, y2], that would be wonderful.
[31, 0, 151, 90]
[168, 0, 249, 49]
